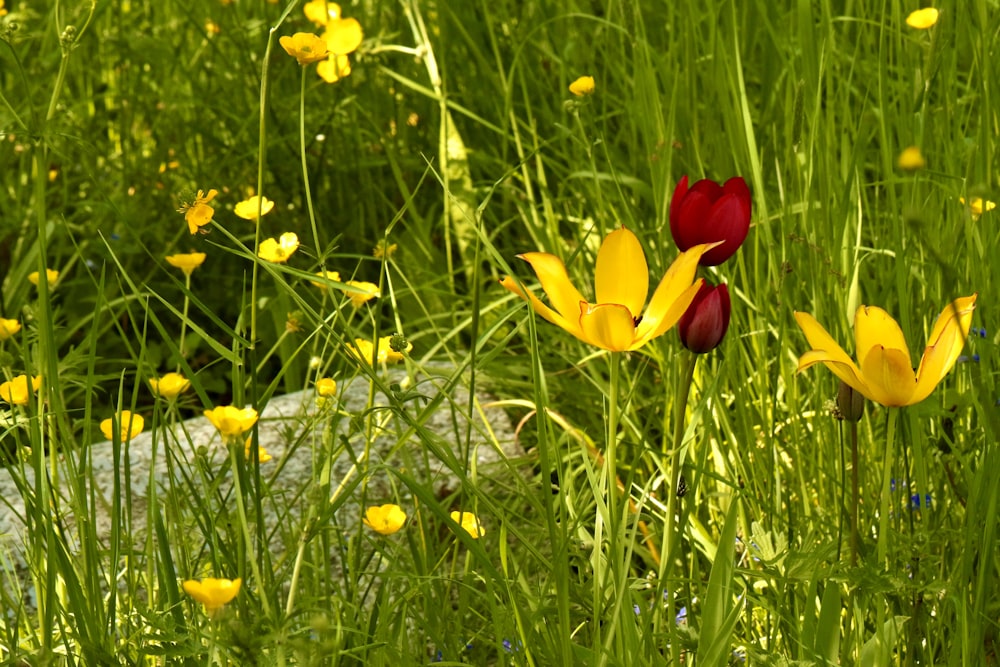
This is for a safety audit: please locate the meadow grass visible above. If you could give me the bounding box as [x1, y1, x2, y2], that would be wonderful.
[1, 0, 998, 664]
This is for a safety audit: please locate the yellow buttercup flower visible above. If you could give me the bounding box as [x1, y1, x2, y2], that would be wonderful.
[0, 375, 42, 406]
[500, 227, 716, 352]
[310, 269, 341, 290]
[258, 232, 300, 263]
[363, 504, 407, 535]
[906, 7, 939, 29]
[794, 295, 976, 407]
[342, 280, 379, 307]
[182, 577, 241, 617]
[322, 18, 362, 55]
[204, 405, 259, 438]
[315, 377, 337, 397]
[150, 372, 191, 399]
[317, 53, 353, 83]
[234, 195, 275, 220]
[0, 318, 21, 341]
[178, 189, 218, 235]
[450, 511, 484, 539]
[347, 336, 411, 365]
[569, 75, 595, 96]
[897, 146, 926, 171]
[960, 196, 996, 219]
[304, 0, 341, 26]
[165, 252, 207, 277]
[100, 410, 145, 443]
[28, 269, 59, 289]
[279, 32, 330, 66]
[244, 436, 273, 464]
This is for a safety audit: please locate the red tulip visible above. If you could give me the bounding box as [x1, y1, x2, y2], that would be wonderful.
[678, 281, 731, 353]
[669, 176, 751, 266]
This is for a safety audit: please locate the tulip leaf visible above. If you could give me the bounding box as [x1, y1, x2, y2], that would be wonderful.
[695, 498, 743, 667]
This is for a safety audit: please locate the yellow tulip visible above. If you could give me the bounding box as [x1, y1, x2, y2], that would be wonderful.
[500, 227, 715, 351]
[794, 295, 976, 407]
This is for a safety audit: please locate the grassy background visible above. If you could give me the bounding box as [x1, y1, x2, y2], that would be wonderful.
[1, 0, 998, 664]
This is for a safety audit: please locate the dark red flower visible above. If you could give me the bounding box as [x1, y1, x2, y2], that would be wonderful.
[669, 176, 751, 266]
[678, 281, 731, 353]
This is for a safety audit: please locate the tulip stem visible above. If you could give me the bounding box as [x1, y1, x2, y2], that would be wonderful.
[595, 350, 624, 659]
[876, 408, 899, 566]
[662, 349, 698, 667]
[850, 419, 860, 567]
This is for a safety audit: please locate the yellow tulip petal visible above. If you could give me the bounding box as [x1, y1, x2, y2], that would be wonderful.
[797, 350, 872, 399]
[633, 280, 703, 349]
[517, 252, 588, 323]
[579, 302, 637, 351]
[594, 227, 648, 319]
[855, 305, 912, 371]
[793, 311, 858, 369]
[500, 276, 585, 340]
[859, 345, 917, 407]
[634, 243, 716, 343]
[911, 295, 976, 404]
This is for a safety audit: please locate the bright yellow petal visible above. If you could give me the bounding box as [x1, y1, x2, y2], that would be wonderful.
[854, 305, 912, 372]
[323, 17, 363, 54]
[594, 227, 648, 318]
[579, 302, 637, 351]
[632, 280, 702, 349]
[911, 295, 977, 404]
[500, 276, 585, 340]
[517, 252, 588, 323]
[634, 243, 716, 343]
[797, 350, 872, 399]
[859, 345, 917, 407]
[794, 311, 858, 369]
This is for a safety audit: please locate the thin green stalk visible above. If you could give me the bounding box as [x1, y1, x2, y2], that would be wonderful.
[176, 273, 192, 371]
[227, 439, 272, 618]
[876, 408, 899, 566]
[596, 350, 622, 664]
[661, 350, 698, 667]
[850, 420, 860, 567]
[299, 66, 323, 262]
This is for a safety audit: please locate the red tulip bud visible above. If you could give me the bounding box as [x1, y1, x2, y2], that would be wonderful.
[678, 281, 731, 353]
[669, 176, 752, 266]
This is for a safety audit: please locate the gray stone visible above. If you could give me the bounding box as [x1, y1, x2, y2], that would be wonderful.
[0, 367, 521, 605]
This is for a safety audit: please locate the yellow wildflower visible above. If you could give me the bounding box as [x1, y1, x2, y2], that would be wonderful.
[100, 410, 145, 443]
[257, 233, 300, 263]
[304, 0, 340, 26]
[450, 511, 484, 539]
[234, 195, 275, 220]
[165, 252, 207, 277]
[347, 336, 411, 365]
[960, 196, 996, 219]
[897, 146, 926, 171]
[280, 32, 330, 66]
[178, 189, 218, 235]
[310, 269, 342, 289]
[0, 318, 21, 341]
[0, 375, 42, 406]
[28, 269, 59, 289]
[317, 54, 353, 83]
[569, 75, 595, 96]
[244, 436, 273, 464]
[149, 372, 191, 399]
[906, 8, 939, 29]
[204, 405, 259, 438]
[363, 504, 407, 535]
[315, 378, 337, 397]
[182, 577, 241, 617]
[342, 280, 379, 307]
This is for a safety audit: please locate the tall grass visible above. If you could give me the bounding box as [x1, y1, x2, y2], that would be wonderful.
[1, 0, 998, 664]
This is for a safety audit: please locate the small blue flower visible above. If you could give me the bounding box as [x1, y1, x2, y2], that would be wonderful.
[676, 606, 688, 626]
[633, 603, 641, 616]
[891, 478, 896, 492]
[910, 493, 921, 509]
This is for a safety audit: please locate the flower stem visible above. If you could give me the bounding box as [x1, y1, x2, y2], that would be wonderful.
[299, 66, 323, 262]
[176, 274, 191, 371]
[661, 349, 698, 667]
[876, 408, 899, 566]
[850, 419, 860, 567]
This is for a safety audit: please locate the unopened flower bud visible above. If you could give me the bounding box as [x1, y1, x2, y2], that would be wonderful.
[837, 380, 865, 422]
[678, 281, 731, 353]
